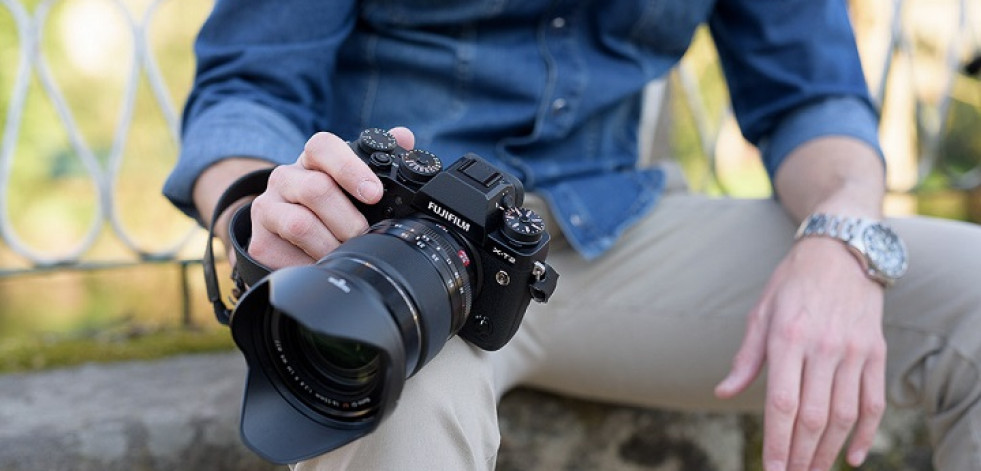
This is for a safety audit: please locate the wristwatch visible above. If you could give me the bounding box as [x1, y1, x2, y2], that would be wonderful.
[795, 213, 909, 287]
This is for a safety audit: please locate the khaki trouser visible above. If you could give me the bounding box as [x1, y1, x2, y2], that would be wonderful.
[294, 186, 981, 470]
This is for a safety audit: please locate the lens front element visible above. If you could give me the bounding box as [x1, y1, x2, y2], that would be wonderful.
[300, 327, 379, 372]
[271, 312, 383, 420]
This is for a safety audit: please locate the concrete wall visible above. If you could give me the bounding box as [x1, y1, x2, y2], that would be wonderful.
[0, 352, 933, 471]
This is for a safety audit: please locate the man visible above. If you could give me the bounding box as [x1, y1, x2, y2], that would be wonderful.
[166, 1, 981, 469]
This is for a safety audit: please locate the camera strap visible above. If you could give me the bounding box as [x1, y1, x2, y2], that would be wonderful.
[204, 167, 275, 325]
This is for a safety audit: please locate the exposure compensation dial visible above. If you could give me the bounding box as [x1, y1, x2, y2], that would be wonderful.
[501, 207, 545, 246]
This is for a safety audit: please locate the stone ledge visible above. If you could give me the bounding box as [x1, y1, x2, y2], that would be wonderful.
[498, 390, 747, 471]
[498, 389, 932, 471]
[0, 352, 280, 471]
[0, 352, 932, 470]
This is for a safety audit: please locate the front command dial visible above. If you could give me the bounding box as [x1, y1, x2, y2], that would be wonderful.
[501, 207, 545, 245]
[398, 149, 442, 184]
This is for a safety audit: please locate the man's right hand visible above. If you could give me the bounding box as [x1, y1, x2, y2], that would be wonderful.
[248, 128, 415, 270]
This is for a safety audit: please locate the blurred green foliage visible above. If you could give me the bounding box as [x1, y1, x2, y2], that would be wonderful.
[934, 75, 981, 185]
[0, 325, 233, 373]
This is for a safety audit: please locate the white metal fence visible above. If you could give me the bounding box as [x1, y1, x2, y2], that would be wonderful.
[1, 0, 204, 275]
[1, 0, 978, 280]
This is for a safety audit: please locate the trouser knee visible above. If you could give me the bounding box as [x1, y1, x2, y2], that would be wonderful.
[293, 338, 501, 470]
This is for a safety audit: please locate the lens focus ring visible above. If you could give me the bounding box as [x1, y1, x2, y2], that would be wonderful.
[370, 218, 474, 333]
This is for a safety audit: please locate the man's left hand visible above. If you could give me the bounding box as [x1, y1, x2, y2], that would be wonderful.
[715, 236, 887, 471]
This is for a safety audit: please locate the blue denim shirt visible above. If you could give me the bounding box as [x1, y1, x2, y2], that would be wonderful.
[165, 0, 881, 259]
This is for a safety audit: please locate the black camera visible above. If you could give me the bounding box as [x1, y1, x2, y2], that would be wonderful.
[212, 129, 559, 464]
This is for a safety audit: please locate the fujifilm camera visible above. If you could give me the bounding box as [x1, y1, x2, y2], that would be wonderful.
[210, 128, 559, 463]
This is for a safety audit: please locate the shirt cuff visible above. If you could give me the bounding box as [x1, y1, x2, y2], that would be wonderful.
[759, 95, 884, 181]
[163, 99, 307, 222]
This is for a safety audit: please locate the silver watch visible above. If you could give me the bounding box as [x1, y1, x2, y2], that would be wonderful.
[795, 213, 909, 286]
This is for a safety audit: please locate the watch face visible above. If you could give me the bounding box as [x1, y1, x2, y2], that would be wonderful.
[862, 224, 909, 280]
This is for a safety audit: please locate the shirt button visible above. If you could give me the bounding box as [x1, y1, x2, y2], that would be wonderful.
[551, 98, 568, 113]
[551, 17, 566, 29]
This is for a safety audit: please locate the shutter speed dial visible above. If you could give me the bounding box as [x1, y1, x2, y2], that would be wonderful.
[398, 149, 442, 184]
[502, 207, 545, 245]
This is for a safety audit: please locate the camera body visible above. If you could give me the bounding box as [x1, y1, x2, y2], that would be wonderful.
[208, 128, 559, 464]
[348, 128, 556, 350]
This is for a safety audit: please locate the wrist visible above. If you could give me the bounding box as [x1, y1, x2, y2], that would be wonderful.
[193, 158, 274, 228]
[806, 194, 882, 223]
[774, 136, 885, 222]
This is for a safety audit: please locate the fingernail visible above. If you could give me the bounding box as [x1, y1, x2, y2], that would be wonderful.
[716, 373, 739, 394]
[849, 449, 867, 466]
[357, 180, 381, 201]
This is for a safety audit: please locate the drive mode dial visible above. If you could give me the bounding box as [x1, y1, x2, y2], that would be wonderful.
[398, 149, 442, 184]
[357, 128, 398, 154]
[502, 207, 545, 245]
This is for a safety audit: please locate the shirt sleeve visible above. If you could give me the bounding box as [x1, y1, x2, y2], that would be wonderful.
[163, 0, 358, 221]
[757, 95, 883, 179]
[707, 0, 883, 180]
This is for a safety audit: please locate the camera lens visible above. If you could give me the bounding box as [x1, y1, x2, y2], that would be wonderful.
[232, 216, 478, 446]
[296, 323, 380, 393]
[299, 327, 378, 373]
[267, 310, 383, 420]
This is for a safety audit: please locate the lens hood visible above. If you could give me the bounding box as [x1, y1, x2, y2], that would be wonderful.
[231, 265, 407, 464]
